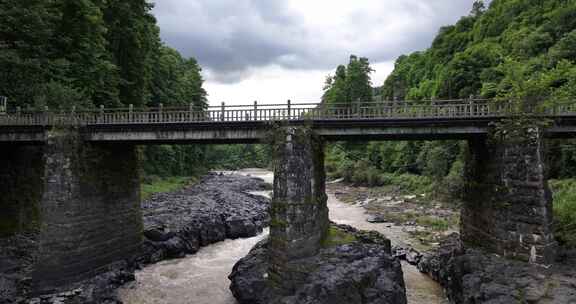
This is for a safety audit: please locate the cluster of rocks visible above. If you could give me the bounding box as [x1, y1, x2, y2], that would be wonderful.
[418, 233, 576, 303]
[229, 224, 407, 304]
[11, 173, 271, 304]
[137, 173, 271, 265]
[392, 246, 423, 266]
[23, 261, 134, 304]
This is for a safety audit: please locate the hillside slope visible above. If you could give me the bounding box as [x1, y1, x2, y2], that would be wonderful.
[382, 0, 576, 105]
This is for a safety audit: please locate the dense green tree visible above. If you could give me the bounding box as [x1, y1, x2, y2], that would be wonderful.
[56, 0, 120, 107]
[382, 0, 576, 104]
[328, 0, 576, 195]
[322, 65, 348, 104]
[0, 0, 71, 108]
[149, 47, 207, 109]
[346, 55, 374, 103]
[0, 0, 213, 178]
[323, 55, 374, 105]
[102, 0, 159, 107]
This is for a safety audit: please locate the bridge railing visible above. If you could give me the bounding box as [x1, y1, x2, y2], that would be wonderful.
[0, 100, 574, 126]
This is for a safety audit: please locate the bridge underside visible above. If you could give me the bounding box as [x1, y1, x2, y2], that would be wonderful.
[3, 118, 576, 144]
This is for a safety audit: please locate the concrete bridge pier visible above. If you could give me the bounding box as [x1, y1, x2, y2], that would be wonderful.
[462, 127, 557, 265]
[268, 127, 329, 294]
[0, 130, 142, 298]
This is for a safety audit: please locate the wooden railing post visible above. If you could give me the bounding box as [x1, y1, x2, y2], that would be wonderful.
[221, 102, 225, 121]
[287, 99, 291, 120]
[159, 103, 163, 123]
[254, 101, 258, 121]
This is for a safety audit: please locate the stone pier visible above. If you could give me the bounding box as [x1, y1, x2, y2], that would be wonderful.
[462, 126, 556, 265]
[0, 130, 142, 299]
[268, 127, 329, 294]
[229, 126, 407, 304]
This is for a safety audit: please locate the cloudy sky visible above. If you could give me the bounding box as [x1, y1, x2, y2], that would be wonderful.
[151, 0, 478, 106]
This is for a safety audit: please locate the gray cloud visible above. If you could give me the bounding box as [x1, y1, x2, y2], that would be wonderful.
[152, 0, 476, 83]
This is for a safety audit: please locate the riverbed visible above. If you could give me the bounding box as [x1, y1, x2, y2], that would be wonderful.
[119, 169, 447, 304]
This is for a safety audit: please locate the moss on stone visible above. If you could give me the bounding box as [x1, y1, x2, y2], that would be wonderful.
[321, 226, 357, 248]
[269, 218, 288, 228]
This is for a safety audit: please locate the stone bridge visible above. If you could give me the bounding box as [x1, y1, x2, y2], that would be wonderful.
[0, 100, 573, 297]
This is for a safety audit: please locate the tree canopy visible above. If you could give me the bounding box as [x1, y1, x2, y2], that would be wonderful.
[323, 55, 374, 105]
[381, 0, 576, 105]
[0, 0, 207, 110]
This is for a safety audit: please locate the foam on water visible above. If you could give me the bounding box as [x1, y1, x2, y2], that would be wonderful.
[119, 169, 447, 304]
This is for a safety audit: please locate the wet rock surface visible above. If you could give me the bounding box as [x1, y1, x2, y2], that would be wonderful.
[392, 246, 423, 266]
[229, 224, 407, 304]
[23, 261, 134, 304]
[138, 172, 271, 265]
[418, 234, 576, 304]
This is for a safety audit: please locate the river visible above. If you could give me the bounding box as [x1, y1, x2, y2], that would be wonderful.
[119, 169, 447, 304]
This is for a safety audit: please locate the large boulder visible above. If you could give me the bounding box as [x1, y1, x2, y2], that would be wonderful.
[418, 234, 576, 303]
[229, 226, 407, 304]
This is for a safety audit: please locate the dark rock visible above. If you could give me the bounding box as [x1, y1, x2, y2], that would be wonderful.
[23, 261, 134, 304]
[0, 275, 18, 303]
[137, 173, 270, 266]
[143, 227, 173, 242]
[229, 240, 270, 303]
[225, 215, 261, 239]
[392, 246, 422, 265]
[366, 215, 387, 223]
[418, 233, 576, 303]
[230, 226, 407, 304]
[406, 249, 422, 265]
[12, 173, 271, 303]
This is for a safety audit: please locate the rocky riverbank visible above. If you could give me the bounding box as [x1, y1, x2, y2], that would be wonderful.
[137, 172, 270, 265]
[329, 182, 459, 252]
[330, 181, 576, 303]
[20, 173, 271, 304]
[229, 223, 407, 304]
[418, 234, 576, 303]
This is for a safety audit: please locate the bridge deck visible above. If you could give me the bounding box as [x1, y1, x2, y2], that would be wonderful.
[1, 101, 576, 143]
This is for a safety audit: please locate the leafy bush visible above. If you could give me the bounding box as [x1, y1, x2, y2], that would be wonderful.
[549, 179, 576, 248]
[141, 176, 193, 200]
[416, 216, 451, 231]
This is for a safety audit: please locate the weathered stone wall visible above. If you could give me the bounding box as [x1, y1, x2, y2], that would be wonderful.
[0, 144, 44, 301]
[462, 127, 556, 265]
[32, 131, 142, 293]
[268, 127, 329, 294]
[0, 130, 143, 298]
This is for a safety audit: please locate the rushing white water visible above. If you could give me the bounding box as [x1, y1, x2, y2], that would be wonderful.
[119, 168, 447, 304]
[118, 229, 268, 304]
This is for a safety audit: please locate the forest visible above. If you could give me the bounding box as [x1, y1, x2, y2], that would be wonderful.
[1, 0, 575, 245]
[0, 0, 267, 177]
[322, 0, 576, 247]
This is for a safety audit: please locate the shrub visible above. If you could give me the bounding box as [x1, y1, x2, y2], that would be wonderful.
[549, 179, 576, 248]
